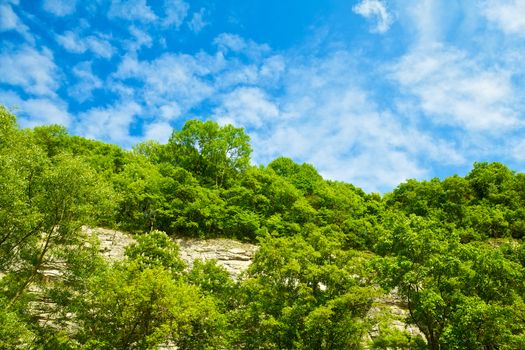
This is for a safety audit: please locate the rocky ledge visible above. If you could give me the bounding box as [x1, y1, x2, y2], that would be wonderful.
[175, 237, 258, 279]
[85, 227, 259, 279]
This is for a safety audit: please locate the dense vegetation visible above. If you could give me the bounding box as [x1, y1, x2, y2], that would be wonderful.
[1, 105, 525, 349]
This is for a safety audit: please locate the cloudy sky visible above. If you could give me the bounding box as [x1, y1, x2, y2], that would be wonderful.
[1, 0, 525, 192]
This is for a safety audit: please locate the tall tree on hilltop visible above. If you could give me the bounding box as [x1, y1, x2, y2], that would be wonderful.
[168, 120, 252, 187]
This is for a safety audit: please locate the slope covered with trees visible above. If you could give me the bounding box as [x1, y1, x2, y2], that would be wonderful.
[1, 105, 524, 349]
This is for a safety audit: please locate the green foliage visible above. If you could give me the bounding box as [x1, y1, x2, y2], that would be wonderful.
[3, 107, 525, 349]
[370, 325, 426, 349]
[0, 301, 34, 349]
[0, 105, 17, 147]
[168, 119, 252, 187]
[233, 230, 377, 349]
[187, 259, 237, 311]
[72, 263, 226, 349]
[375, 213, 525, 349]
[125, 230, 186, 274]
[113, 156, 167, 231]
[467, 162, 515, 202]
[268, 157, 323, 194]
[31, 124, 69, 157]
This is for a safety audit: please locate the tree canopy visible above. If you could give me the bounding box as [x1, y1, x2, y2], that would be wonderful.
[1, 107, 525, 349]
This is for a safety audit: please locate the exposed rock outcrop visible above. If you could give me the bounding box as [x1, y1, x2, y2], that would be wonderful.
[84, 227, 259, 279]
[365, 290, 425, 348]
[175, 237, 258, 279]
[84, 226, 135, 262]
[33, 227, 423, 348]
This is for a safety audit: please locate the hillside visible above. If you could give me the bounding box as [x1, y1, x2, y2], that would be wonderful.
[1, 106, 525, 349]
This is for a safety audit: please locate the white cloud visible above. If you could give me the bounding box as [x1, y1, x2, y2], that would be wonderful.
[159, 102, 181, 120]
[0, 90, 71, 127]
[114, 53, 218, 109]
[214, 87, 279, 128]
[108, 0, 156, 22]
[0, 3, 20, 30]
[56, 31, 114, 58]
[214, 33, 246, 52]
[19, 99, 71, 127]
[75, 102, 142, 146]
[87, 36, 114, 58]
[259, 55, 286, 84]
[163, 0, 189, 28]
[42, 0, 77, 16]
[214, 33, 271, 59]
[353, 0, 393, 33]
[110, 34, 280, 136]
[512, 138, 525, 162]
[391, 0, 476, 46]
[143, 122, 173, 143]
[0, 45, 59, 97]
[319, 147, 428, 193]
[482, 0, 525, 35]
[188, 8, 208, 33]
[401, 0, 443, 44]
[69, 61, 103, 102]
[0, 3, 33, 43]
[390, 44, 520, 131]
[248, 87, 443, 192]
[139, 102, 181, 143]
[55, 31, 84, 53]
[126, 26, 153, 52]
[214, 64, 258, 88]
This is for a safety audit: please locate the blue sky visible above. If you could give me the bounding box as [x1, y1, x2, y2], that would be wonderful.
[1, 0, 525, 193]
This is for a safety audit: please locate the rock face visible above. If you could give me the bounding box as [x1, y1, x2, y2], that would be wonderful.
[365, 290, 425, 348]
[175, 238, 258, 279]
[36, 227, 423, 347]
[84, 226, 135, 262]
[83, 227, 259, 279]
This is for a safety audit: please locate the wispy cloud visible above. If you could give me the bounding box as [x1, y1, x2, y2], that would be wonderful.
[108, 34, 282, 141]
[143, 102, 182, 142]
[188, 8, 208, 33]
[372, 0, 525, 180]
[56, 31, 114, 59]
[390, 44, 520, 131]
[0, 45, 59, 97]
[353, 0, 393, 33]
[142, 121, 173, 143]
[511, 138, 525, 162]
[113, 52, 218, 109]
[214, 33, 271, 60]
[0, 90, 72, 127]
[109, 0, 157, 22]
[0, 2, 33, 43]
[482, 0, 525, 36]
[75, 101, 142, 146]
[126, 26, 153, 52]
[399, 0, 444, 44]
[0, 3, 22, 30]
[42, 0, 77, 16]
[69, 61, 103, 102]
[214, 87, 279, 128]
[163, 0, 189, 28]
